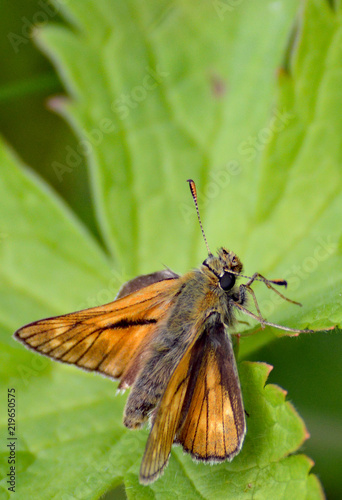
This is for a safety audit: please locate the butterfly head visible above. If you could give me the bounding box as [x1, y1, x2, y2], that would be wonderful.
[202, 248, 243, 291]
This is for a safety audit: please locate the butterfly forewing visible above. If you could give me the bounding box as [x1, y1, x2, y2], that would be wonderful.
[15, 276, 179, 383]
[176, 317, 246, 462]
[139, 312, 246, 484]
[13, 177, 308, 486]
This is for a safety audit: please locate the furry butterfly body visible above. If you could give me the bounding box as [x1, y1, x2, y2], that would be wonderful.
[15, 249, 247, 483]
[14, 180, 312, 484]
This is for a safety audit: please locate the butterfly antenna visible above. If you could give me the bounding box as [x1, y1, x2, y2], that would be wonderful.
[187, 179, 212, 255]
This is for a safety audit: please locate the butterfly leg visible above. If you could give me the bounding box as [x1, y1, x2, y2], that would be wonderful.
[235, 282, 267, 328]
[243, 272, 302, 307]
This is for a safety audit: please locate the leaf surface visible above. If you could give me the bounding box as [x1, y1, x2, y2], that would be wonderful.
[1, 0, 341, 498]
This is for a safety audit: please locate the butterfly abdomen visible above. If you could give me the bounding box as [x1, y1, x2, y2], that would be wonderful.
[123, 272, 214, 429]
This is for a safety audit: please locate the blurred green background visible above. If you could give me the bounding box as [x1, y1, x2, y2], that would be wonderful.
[1, 1, 341, 499]
[0, 0, 99, 239]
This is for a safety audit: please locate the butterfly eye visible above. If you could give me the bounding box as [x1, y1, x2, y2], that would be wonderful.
[219, 272, 236, 291]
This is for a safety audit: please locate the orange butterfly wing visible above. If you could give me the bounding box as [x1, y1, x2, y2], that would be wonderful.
[139, 318, 198, 484]
[175, 319, 245, 462]
[14, 273, 179, 385]
[139, 312, 245, 484]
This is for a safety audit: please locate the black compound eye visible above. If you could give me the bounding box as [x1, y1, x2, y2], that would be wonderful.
[219, 272, 236, 291]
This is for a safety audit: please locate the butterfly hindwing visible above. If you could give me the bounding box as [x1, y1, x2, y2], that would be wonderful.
[139, 311, 246, 484]
[116, 269, 179, 299]
[14, 272, 179, 384]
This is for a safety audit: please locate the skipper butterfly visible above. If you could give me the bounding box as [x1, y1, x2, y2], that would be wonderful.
[14, 180, 312, 484]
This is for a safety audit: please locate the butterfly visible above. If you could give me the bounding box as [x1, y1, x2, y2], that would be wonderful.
[14, 179, 313, 484]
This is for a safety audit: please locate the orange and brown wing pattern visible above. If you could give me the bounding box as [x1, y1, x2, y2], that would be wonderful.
[14, 277, 179, 383]
[139, 326, 195, 484]
[139, 312, 245, 484]
[175, 317, 245, 462]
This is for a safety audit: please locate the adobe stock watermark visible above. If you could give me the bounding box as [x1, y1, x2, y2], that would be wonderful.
[75, 267, 127, 311]
[17, 352, 50, 387]
[112, 65, 169, 120]
[181, 160, 242, 224]
[238, 108, 294, 162]
[7, 0, 70, 54]
[213, 0, 244, 20]
[257, 235, 337, 319]
[180, 106, 293, 224]
[52, 65, 169, 182]
[51, 117, 116, 182]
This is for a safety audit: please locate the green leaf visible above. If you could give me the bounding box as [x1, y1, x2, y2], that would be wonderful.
[125, 362, 316, 500]
[37, 0, 301, 275]
[1, 0, 341, 498]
